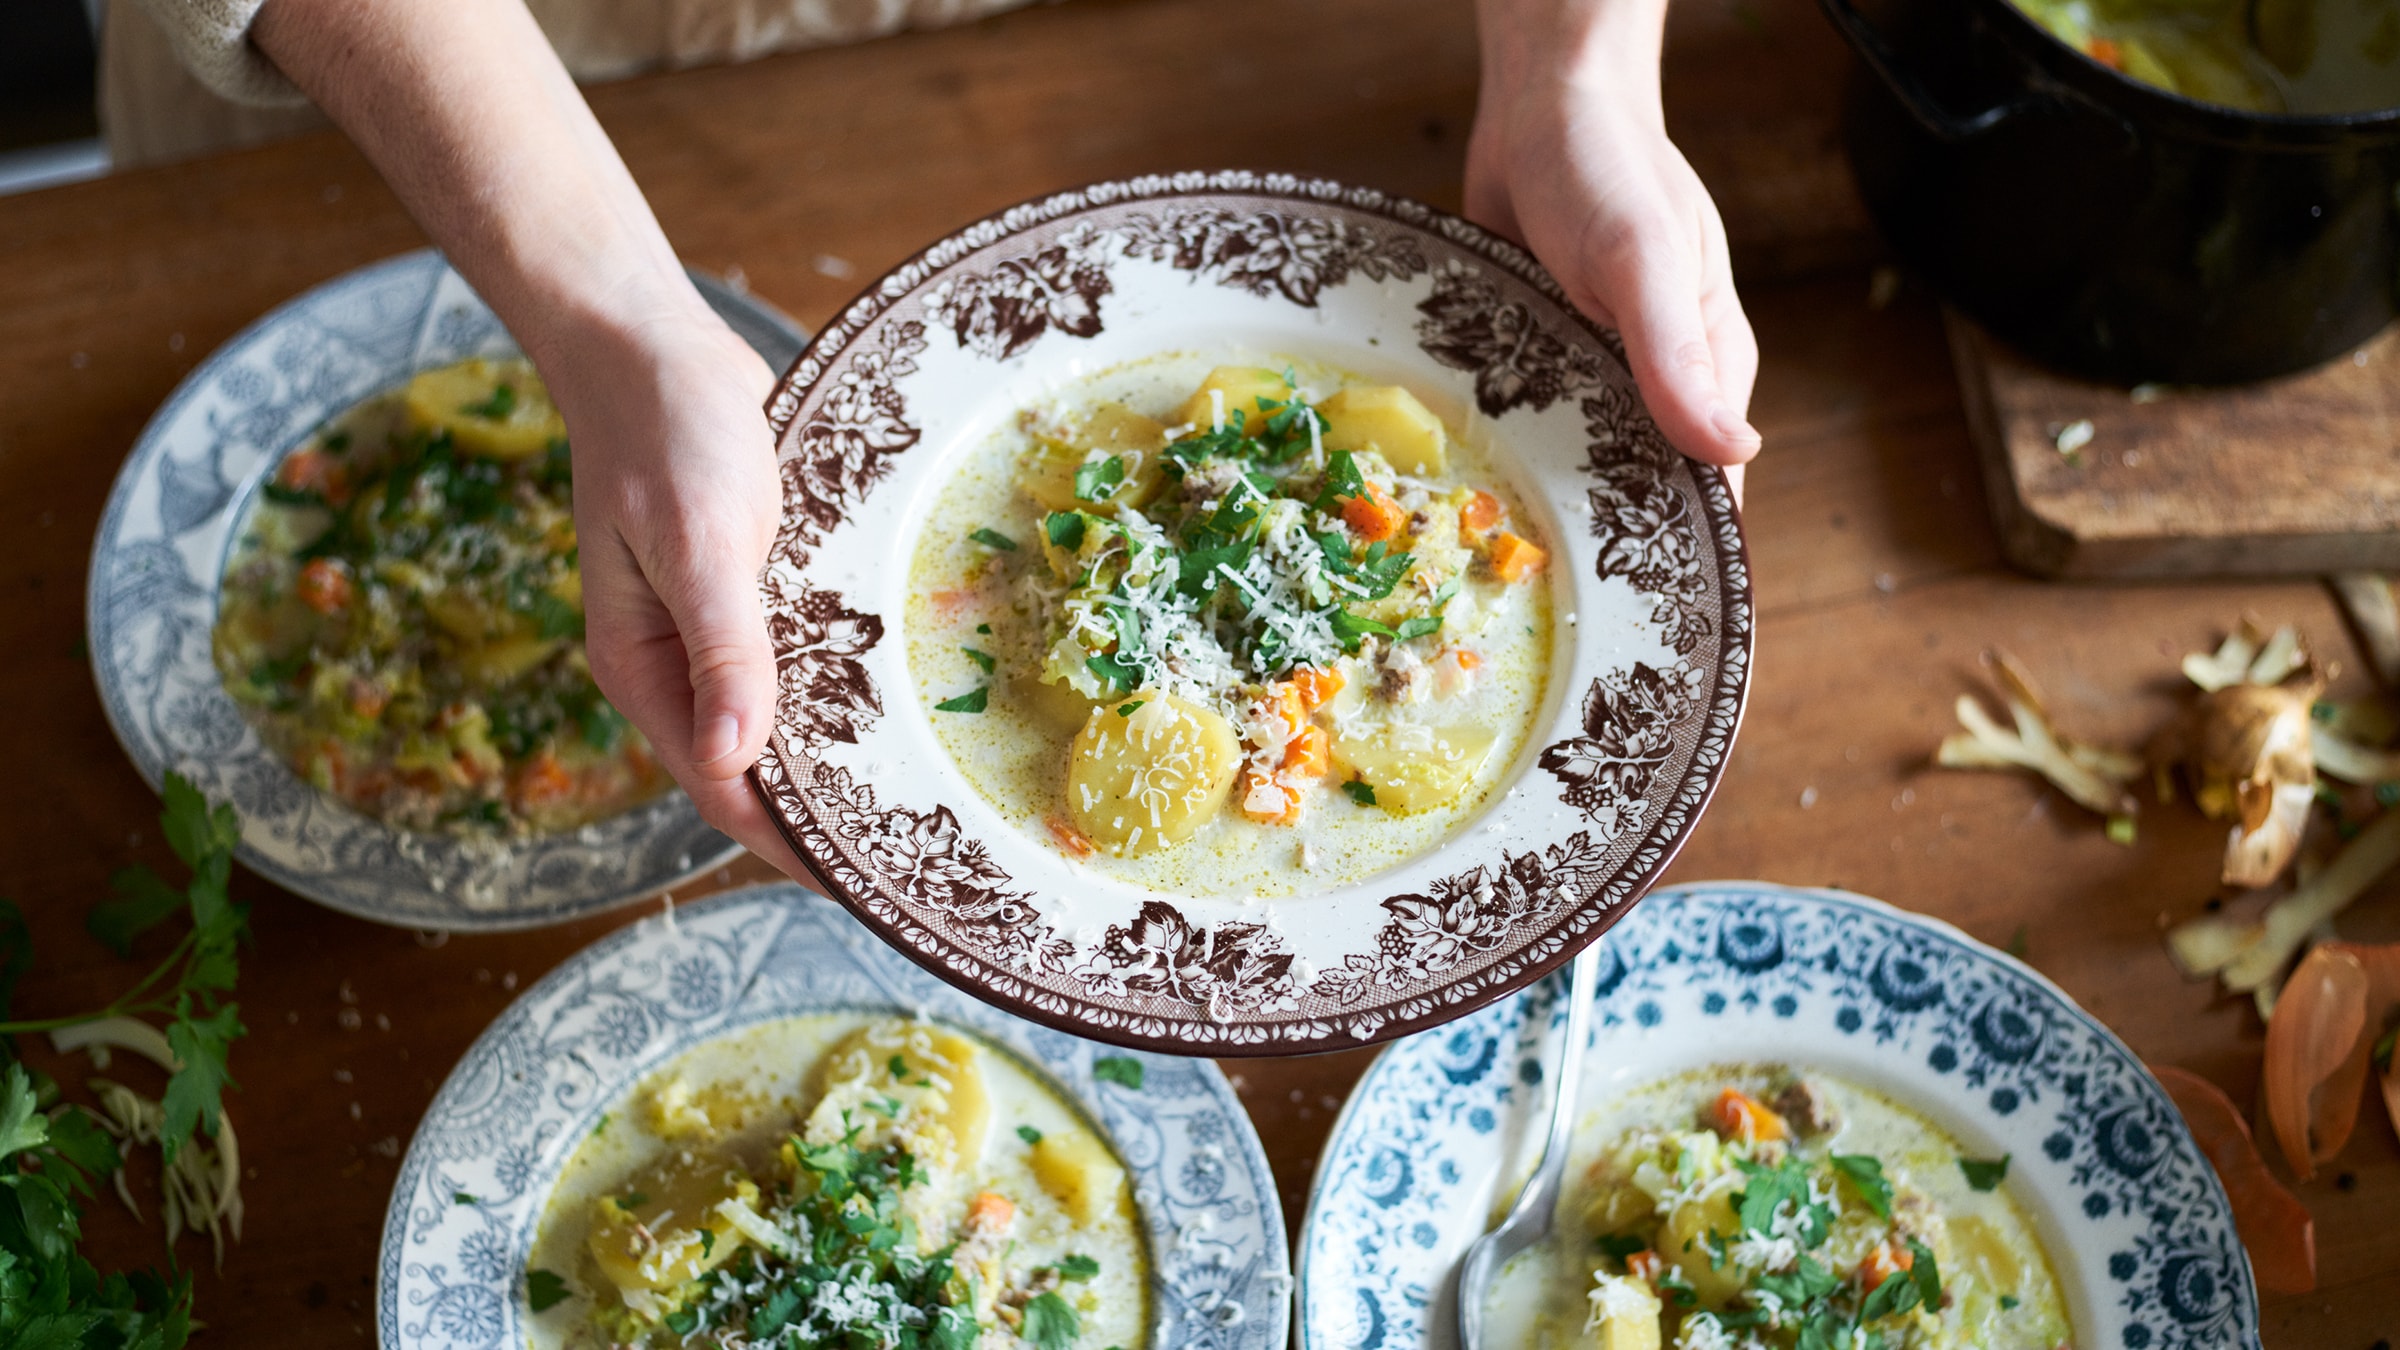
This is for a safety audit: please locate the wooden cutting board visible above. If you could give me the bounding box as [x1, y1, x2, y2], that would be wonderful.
[1950, 313, 2400, 579]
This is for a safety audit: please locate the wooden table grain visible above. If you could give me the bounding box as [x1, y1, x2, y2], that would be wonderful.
[2, 0, 2392, 1345]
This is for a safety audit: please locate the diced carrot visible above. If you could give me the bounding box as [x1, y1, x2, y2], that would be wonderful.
[298, 557, 353, 614]
[2086, 37, 2124, 70]
[931, 589, 974, 616]
[1487, 531, 1546, 583]
[277, 447, 352, 506]
[1707, 1086, 1790, 1144]
[1451, 648, 1482, 672]
[1342, 482, 1406, 543]
[1624, 1249, 1666, 1284]
[346, 679, 388, 721]
[1458, 489, 1505, 536]
[513, 749, 575, 810]
[1046, 814, 1095, 859]
[965, 1190, 1016, 1235]
[1289, 665, 1344, 711]
[1283, 725, 1330, 779]
[1859, 1240, 1915, 1291]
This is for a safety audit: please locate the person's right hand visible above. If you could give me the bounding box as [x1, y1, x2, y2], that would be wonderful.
[537, 296, 811, 881]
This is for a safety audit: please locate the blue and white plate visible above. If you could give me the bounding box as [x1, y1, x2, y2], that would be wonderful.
[379, 882, 1290, 1350]
[1297, 882, 2259, 1350]
[87, 250, 803, 930]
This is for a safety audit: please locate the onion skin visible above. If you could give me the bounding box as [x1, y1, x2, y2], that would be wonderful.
[2261, 945, 2369, 1179]
[2153, 1064, 2316, 1295]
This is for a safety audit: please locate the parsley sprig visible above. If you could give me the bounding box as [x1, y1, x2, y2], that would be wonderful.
[0, 772, 252, 1350]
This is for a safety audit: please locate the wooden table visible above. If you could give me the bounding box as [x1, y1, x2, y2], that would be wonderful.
[4, 0, 2393, 1344]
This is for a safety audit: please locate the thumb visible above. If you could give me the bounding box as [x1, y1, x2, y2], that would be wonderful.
[651, 549, 777, 781]
[1590, 226, 1761, 468]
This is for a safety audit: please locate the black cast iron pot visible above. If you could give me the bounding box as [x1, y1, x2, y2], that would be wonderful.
[1822, 0, 2400, 384]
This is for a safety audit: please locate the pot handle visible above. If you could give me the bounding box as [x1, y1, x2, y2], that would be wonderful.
[1817, 0, 2033, 141]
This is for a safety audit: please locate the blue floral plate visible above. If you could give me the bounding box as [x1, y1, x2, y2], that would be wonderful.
[1296, 882, 2259, 1350]
[87, 250, 801, 929]
[379, 882, 1289, 1349]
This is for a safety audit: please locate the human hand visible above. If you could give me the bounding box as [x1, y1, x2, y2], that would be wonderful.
[535, 298, 811, 880]
[1466, 0, 1759, 500]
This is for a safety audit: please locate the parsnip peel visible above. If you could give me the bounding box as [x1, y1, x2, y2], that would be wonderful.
[1936, 651, 2139, 821]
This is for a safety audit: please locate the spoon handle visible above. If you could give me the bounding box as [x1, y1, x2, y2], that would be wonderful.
[1507, 942, 1602, 1234]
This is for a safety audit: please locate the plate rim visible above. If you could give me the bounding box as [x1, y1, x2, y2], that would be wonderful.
[747, 168, 1756, 1057]
[375, 880, 1294, 1349]
[83, 248, 800, 931]
[1292, 879, 2264, 1350]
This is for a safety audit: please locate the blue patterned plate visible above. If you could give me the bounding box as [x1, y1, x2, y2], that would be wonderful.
[379, 882, 1289, 1349]
[87, 250, 802, 929]
[1297, 882, 2259, 1350]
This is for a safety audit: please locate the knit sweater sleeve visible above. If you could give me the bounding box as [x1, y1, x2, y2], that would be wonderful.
[123, 0, 307, 107]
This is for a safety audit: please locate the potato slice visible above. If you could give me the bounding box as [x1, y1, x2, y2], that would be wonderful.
[1066, 691, 1241, 855]
[1028, 1127, 1129, 1226]
[1020, 673, 1102, 732]
[1020, 403, 1172, 514]
[457, 634, 563, 688]
[586, 1153, 756, 1294]
[1174, 366, 1292, 435]
[1332, 724, 1497, 813]
[1659, 1187, 1745, 1306]
[402, 357, 567, 461]
[1317, 384, 1448, 476]
[806, 1022, 991, 1170]
[1583, 1274, 1663, 1350]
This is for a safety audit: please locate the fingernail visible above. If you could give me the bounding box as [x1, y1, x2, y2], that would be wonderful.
[1711, 406, 1763, 449]
[696, 713, 741, 766]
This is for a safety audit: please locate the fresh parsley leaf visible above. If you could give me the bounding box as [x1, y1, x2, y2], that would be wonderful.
[962, 646, 997, 673]
[1092, 1056, 1144, 1089]
[1054, 1253, 1101, 1281]
[888, 1054, 912, 1080]
[1654, 1263, 1699, 1308]
[453, 1191, 478, 1205]
[1074, 455, 1127, 502]
[1394, 614, 1444, 642]
[1830, 1153, 1894, 1218]
[750, 1284, 803, 1337]
[1905, 1235, 1942, 1305]
[88, 866, 185, 958]
[1116, 701, 1145, 717]
[1343, 780, 1378, 807]
[1593, 1233, 1648, 1262]
[158, 1004, 240, 1168]
[1958, 1154, 2010, 1191]
[1046, 511, 1087, 551]
[525, 1268, 571, 1313]
[0, 1065, 47, 1159]
[1999, 1294, 2020, 1311]
[1022, 1290, 1080, 1350]
[1085, 653, 1140, 694]
[578, 700, 626, 751]
[462, 382, 517, 420]
[617, 1192, 650, 1209]
[1753, 1255, 1841, 1309]
[969, 526, 1019, 551]
[1331, 609, 1398, 652]
[934, 687, 989, 714]
[976, 623, 992, 634]
[1314, 450, 1367, 512]
[1860, 1268, 1920, 1321]
[1017, 1124, 1044, 1145]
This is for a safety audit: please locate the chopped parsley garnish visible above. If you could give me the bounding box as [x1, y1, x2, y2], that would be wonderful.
[1116, 701, 1145, 717]
[1074, 454, 1127, 501]
[1594, 1232, 1648, 1262]
[1831, 1153, 1894, 1218]
[934, 687, 989, 714]
[1314, 449, 1368, 511]
[968, 526, 1019, 551]
[1022, 1291, 1080, 1350]
[616, 1191, 649, 1209]
[262, 481, 327, 507]
[462, 382, 517, 420]
[962, 646, 996, 673]
[1092, 1057, 1144, 1089]
[1017, 1124, 1044, 1145]
[525, 1267, 571, 1312]
[1052, 1254, 1100, 1281]
[1342, 779, 1378, 807]
[1045, 511, 1087, 550]
[1958, 1154, 2010, 1191]
[452, 1191, 478, 1205]
[975, 623, 992, 634]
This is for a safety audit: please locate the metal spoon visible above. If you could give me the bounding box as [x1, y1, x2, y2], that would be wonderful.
[1456, 940, 1603, 1349]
